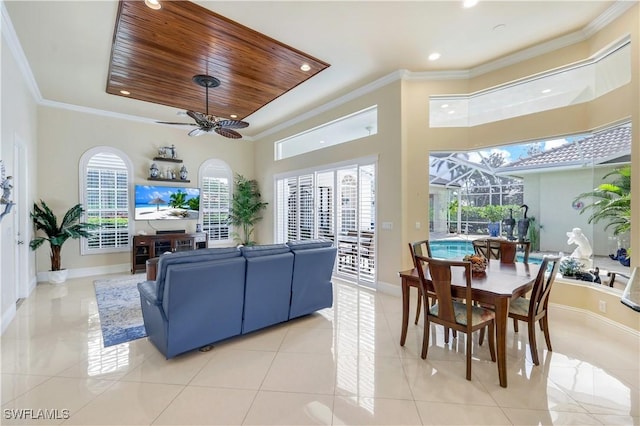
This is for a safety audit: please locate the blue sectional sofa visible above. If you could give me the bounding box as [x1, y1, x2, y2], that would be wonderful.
[137, 240, 336, 359]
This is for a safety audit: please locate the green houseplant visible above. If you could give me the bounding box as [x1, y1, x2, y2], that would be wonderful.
[227, 174, 268, 246]
[574, 165, 631, 236]
[29, 200, 98, 283]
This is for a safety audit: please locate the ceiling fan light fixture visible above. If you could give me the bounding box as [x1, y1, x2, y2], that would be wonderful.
[145, 0, 162, 10]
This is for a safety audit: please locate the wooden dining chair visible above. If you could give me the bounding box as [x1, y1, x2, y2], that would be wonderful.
[414, 255, 496, 381]
[508, 255, 561, 365]
[408, 240, 432, 324]
[472, 238, 501, 260]
[474, 238, 530, 264]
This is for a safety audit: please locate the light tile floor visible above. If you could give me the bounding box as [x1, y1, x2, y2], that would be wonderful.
[1, 275, 638, 425]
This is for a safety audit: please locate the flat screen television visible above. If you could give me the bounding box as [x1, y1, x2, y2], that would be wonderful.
[134, 184, 200, 220]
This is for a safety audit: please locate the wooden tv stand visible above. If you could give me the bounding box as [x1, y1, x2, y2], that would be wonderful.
[131, 232, 207, 274]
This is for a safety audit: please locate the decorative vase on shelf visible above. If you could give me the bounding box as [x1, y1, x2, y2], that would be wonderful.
[180, 165, 188, 180]
[149, 163, 159, 178]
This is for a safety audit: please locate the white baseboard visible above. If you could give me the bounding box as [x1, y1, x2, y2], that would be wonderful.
[36, 263, 130, 282]
[1, 303, 16, 335]
[376, 280, 401, 297]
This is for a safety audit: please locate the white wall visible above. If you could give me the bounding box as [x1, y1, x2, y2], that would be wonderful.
[1, 32, 38, 332]
[526, 167, 619, 256]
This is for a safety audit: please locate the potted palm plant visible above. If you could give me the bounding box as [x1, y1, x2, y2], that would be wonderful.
[227, 174, 268, 246]
[29, 200, 98, 284]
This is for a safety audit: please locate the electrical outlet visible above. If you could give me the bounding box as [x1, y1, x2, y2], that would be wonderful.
[598, 300, 607, 313]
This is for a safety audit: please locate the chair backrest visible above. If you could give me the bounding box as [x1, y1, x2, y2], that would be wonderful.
[409, 240, 433, 268]
[474, 238, 530, 263]
[472, 239, 500, 260]
[528, 255, 561, 316]
[414, 255, 472, 326]
[498, 240, 518, 263]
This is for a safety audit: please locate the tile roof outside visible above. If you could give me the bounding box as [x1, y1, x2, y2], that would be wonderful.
[502, 125, 631, 171]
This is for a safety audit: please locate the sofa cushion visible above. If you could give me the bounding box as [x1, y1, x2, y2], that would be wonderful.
[155, 247, 241, 302]
[286, 239, 333, 250]
[241, 244, 291, 258]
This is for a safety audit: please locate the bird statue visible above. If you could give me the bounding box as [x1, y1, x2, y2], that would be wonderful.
[503, 208, 516, 241]
[517, 204, 530, 242]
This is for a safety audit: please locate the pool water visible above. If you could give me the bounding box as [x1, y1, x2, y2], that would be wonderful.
[430, 239, 542, 264]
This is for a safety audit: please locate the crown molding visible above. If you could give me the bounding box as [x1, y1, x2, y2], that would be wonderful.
[1, 1, 41, 102]
[583, 0, 637, 38]
[2, 0, 633, 143]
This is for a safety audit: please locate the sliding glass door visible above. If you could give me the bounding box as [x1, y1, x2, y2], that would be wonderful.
[275, 160, 377, 287]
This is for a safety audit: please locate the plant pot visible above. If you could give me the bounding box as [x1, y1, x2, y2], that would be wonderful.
[487, 222, 500, 237]
[48, 269, 68, 284]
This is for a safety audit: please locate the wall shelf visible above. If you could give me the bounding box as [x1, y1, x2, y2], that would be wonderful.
[153, 157, 183, 163]
[147, 177, 190, 183]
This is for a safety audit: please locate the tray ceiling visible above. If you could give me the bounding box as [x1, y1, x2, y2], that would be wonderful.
[106, 0, 329, 121]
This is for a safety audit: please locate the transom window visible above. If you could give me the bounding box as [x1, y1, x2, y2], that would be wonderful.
[79, 147, 132, 254]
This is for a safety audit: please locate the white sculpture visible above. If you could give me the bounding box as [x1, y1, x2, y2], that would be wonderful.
[566, 227, 593, 267]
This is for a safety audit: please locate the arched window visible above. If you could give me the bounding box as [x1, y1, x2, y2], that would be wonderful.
[79, 147, 132, 254]
[199, 159, 233, 244]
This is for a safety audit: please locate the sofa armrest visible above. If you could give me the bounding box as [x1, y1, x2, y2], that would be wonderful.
[137, 281, 161, 306]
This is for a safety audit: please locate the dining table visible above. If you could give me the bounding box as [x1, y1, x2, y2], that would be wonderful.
[398, 259, 539, 388]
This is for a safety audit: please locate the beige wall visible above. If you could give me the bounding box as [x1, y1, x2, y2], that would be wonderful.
[254, 81, 404, 285]
[2, 3, 637, 329]
[253, 5, 638, 300]
[34, 107, 254, 273]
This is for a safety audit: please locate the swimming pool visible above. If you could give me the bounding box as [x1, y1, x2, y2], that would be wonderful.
[430, 239, 542, 264]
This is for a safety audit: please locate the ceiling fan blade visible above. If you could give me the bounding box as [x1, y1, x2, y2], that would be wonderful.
[188, 127, 211, 137]
[214, 127, 242, 139]
[186, 110, 211, 126]
[157, 121, 198, 126]
[217, 119, 249, 129]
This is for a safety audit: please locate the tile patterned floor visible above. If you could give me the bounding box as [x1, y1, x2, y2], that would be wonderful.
[1, 275, 638, 425]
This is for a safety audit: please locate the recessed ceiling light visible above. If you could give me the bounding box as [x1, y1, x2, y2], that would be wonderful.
[542, 89, 552, 94]
[428, 52, 441, 61]
[441, 104, 449, 109]
[319, 140, 325, 144]
[462, 0, 479, 8]
[493, 24, 506, 31]
[230, 114, 238, 119]
[448, 110, 456, 114]
[145, 0, 161, 10]
[120, 90, 130, 95]
[300, 63, 311, 72]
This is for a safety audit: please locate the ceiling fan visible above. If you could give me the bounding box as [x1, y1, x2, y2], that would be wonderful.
[158, 75, 249, 139]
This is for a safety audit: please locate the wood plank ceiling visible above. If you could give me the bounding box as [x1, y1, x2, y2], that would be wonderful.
[106, 0, 329, 122]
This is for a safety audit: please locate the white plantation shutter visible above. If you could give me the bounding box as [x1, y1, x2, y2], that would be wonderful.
[199, 160, 232, 243]
[316, 171, 334, 241]
[274, 160, 376, 286]
[80, 148, 131, 254]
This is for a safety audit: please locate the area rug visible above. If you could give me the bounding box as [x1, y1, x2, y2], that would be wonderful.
[94, 274, 147, 347]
